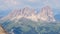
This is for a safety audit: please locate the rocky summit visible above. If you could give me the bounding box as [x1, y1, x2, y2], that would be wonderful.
[38, 6, 56, 22]
[1, 6, 56, 22]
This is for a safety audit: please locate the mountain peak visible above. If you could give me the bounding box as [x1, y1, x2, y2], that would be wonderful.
[24, 7, 30, 10]
[39, 6, 56, 22]
[1, 6, 56, 22]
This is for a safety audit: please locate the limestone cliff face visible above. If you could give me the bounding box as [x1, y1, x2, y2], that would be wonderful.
[38, 6, 56, 22]
[1, 6, 56, 22]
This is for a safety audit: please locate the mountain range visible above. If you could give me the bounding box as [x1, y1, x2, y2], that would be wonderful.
[0, 6, 60, 34]
[0, 6, 56, 22]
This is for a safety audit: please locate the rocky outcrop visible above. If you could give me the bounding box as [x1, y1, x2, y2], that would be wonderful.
[1, 6, 56, 22]
[38, 6, 56, 22]
[0, 25, 8, 34]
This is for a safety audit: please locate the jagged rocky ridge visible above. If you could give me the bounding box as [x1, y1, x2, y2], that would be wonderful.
[0, 6, 58, 34]
[1, 6, 56, 22]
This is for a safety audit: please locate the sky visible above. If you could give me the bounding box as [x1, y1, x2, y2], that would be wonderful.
[0, 0, 60, 16]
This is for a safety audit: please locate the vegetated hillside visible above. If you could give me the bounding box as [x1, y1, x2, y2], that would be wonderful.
[1, 17, 60, 34]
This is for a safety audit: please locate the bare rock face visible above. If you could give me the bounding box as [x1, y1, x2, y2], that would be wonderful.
[21, 7, 35, 16]
[39, 6, 56, 22]
[8, 7, 35, 17]
[2, 7, 37, 21]
[0, 25, 8, 34]
[1, 6, 56, 22]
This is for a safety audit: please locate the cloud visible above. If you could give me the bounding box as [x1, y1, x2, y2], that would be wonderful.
[0, 0, 60, 11]
[28, 0, 37, 3]
[39, 0, 60, 9]
[0, 0, 22, 10]
[53, 0, 60, 8]
[5, 0, 21, 5]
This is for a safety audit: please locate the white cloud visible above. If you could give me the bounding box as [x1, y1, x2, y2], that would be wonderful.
[0, 0, 60, 10]
[39, 0, 60, 8]
[53, 0, 60, 8]
[28, 0, 37, 2]
[5, 0, 21, 6]
[0, 0, 22, 10]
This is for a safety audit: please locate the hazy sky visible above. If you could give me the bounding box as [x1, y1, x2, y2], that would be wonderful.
[0, 0, 60, 16]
